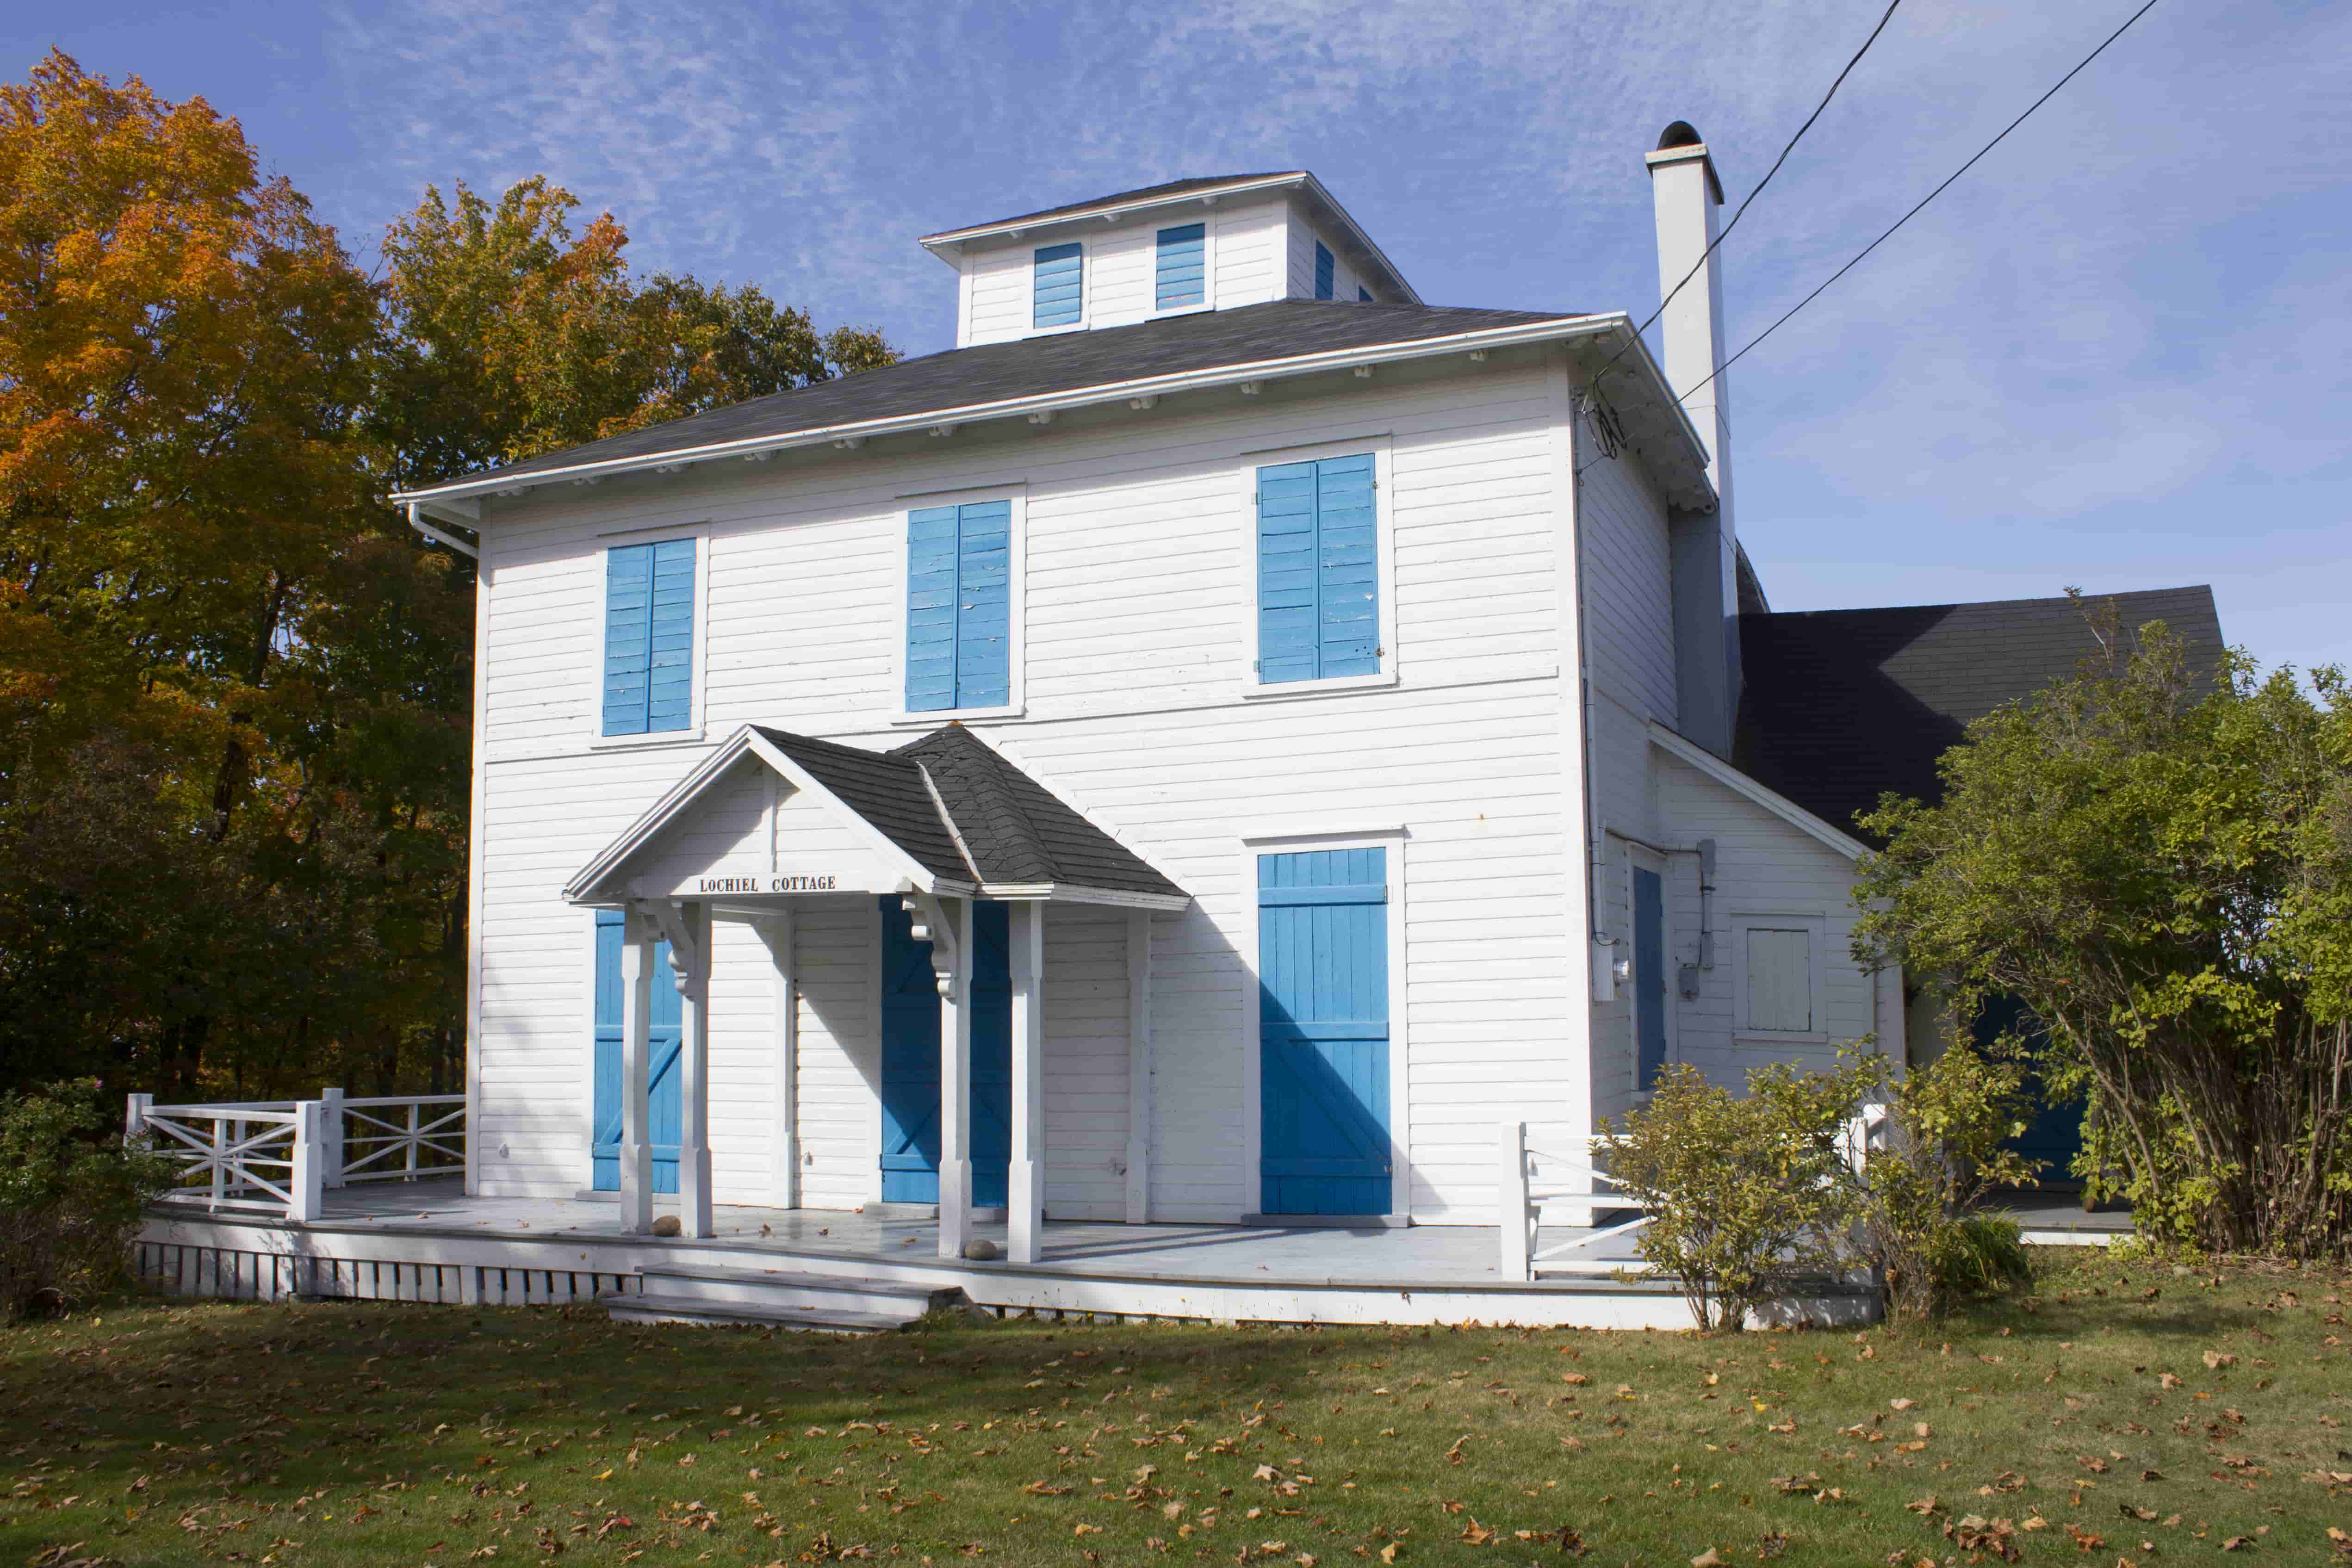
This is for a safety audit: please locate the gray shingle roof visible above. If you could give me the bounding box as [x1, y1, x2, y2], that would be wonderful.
[1733, 586, 2227, 841]
[754, 725, 1183, 898]
[432, 299, 1576, 489]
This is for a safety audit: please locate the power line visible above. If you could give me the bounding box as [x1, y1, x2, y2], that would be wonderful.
[1677, 0, 2164, 406]
[1626, 0, 1905, 355]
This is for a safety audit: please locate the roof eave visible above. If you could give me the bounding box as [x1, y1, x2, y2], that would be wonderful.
[391, 312, 1714, 511]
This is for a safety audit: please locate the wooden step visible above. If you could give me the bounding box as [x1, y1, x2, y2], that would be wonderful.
[631, 1263, 960, 1319]
[600, 1289, 910, 1333]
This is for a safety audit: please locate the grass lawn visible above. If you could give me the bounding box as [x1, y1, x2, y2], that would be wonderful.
[2, 1249, 2347, 1568]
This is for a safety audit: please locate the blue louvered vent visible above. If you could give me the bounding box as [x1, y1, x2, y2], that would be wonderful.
[1255, 453, 1378, 684]
[1155, 223, 1205, 309]
[1314, 242, 1334, 300]
[906, 500, 1013, 712]
[1033, 243, 1082, 328]
[602, 538, 695, 735]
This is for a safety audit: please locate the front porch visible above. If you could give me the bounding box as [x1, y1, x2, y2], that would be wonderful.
[134, 1175, 1887, 1329]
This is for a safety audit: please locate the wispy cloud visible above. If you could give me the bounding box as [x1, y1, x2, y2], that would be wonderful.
[319, 0, 2352, 669]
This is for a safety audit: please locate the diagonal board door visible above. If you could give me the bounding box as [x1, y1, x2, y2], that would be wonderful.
[1258, 848, 1392, 1215]
[879, 897, 1012, 1207]
[591, 908, 682, 1192]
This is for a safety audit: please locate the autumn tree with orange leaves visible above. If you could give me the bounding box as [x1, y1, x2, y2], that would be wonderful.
[0, 52, 894, 1100]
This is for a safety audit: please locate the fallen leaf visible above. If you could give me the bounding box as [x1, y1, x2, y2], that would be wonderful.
[1690, 1552, 1724, 1568]
[1890, 1399, 1918, 1412]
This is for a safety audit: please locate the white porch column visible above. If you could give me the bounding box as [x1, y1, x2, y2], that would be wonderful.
[926, 896, 975, 1260]
[617, 904, 658, 1235]
[664, 899, 715, 1240]
[1124, 910, 1153, 1224]
[757, 909, 800, 1209]
[1008, 901, 1046, 1264]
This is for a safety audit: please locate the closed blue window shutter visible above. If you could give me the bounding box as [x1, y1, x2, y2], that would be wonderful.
[1314, 242, 1334, 299]
[1358, 285, 1373, 302]
[1255, 453, 1379, 684]
[1155, 223, 1205, 309]
[602, 538, 696, 735]
[906, 500, 1013, 711]
[1033, 242, 1082, 327]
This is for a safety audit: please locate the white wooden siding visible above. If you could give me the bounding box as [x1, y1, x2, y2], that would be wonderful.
[1653, 752, 1875, 1086]
[954, 196, 1306, 347]
[1577, 443, 1678, 725]
[470, 357, 1599, 1221]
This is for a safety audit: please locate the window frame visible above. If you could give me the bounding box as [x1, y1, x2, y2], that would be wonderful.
[588, 524, 711, 749]
[1234, 434, 1399, 700]
[1030, 239, 1089, 334]
[1151, 220, 1216, 317]
[1729, 911, 1829, 1044]
[891, 483, 1028, 725]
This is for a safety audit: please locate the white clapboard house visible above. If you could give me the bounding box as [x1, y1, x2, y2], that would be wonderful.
[130, 125, 2198, 1325]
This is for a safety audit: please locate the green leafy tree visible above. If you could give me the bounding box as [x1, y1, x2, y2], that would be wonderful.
[0, 55, 898, 1103]
[1854, 613, 2352, 1258]
[0, 1078, 173, 1316]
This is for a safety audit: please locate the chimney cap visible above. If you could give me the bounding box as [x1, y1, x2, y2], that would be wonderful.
[1655, 120, 1705, 151]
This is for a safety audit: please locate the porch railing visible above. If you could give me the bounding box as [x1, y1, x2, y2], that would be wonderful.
[126, 1091, 466, 1225]
[1498, 1106, 1895, 1283]
[1497, 1121, 1655, 1282]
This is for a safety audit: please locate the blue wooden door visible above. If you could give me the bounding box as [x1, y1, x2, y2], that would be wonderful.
[879, 898, 1012, 1207]
[1258, 848, 1392, 1216]
[591, 909, 682, 1193]
[1633, 867, 1667, 1090]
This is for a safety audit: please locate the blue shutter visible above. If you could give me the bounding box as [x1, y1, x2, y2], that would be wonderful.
[1634, 868, 1668, 1090]
[1255, 454, 1380, 684]
[602, 539, 694, 735]
[906, 500, 1013, 712]
[1357, 285, 1373, 302]
[1314, 242, 1334, 299]
[645, 538, 695, 731]
[602, 545, 652, 735]
[1033, 242, 1082, 327]
[1155, 223, 1205, 309]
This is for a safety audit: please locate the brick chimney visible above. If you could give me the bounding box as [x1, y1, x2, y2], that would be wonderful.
[1646, 120, 1740, 758]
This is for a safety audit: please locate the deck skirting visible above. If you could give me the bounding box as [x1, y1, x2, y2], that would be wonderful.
[133, 1207, 1879, 1329]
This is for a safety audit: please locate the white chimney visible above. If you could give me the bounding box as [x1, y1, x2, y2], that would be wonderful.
[1645, 120, 1740, 757]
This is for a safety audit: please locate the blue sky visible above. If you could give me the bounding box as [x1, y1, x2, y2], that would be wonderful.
[14, 0, 2350, 675]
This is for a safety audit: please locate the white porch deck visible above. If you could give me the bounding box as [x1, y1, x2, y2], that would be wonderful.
[133, 1177, 1883, 1330]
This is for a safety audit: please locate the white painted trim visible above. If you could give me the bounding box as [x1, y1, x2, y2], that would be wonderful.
[975, 882, 1189, 911]
[580, 905, 602, 1194]
[464, 555, 491, 1196]
[1124, 910, 1153, 1224]
[757, 908, 799, 1208]
[1646, 722, 1871, 861]
[406, 505, 479, 556]
[1237, 826, 1412, 1222]
[1234, 434, 1398, 696]
[391, 315, 1714, 511]
[586, 521, 712, 748]
[1727, 911, 1831, 1044]
[891, 485, 1029, 725]
[1237, 817, 1410, 844]
[1549, 351, 1598, 1222]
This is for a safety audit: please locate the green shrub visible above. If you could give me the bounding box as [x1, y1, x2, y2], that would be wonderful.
[0, 1079, 173, 1319]
[1598, 1062, 1862, 1332]
[1845, 1045, 2042, 1323]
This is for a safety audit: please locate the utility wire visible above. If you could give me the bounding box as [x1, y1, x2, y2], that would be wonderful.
[1595, 0, 1905, 386]
[1677, 0, 2164, 406]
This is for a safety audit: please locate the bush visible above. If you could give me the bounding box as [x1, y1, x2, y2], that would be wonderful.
[0, 1079, 173, 1319]
[1844, 1045, 2042, 1323]
[1598, 1062, 1861, 1332]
